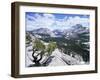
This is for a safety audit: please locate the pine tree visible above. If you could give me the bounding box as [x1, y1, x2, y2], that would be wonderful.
[46, 41, 57, 56]
[31, 39, 45, 66]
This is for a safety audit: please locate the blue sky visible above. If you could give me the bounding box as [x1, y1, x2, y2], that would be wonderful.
[26, 12, 90, 31]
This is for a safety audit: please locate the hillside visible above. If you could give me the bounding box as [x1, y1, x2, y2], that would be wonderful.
[26, 43, 86, 67]
[26, 24, 89, 67]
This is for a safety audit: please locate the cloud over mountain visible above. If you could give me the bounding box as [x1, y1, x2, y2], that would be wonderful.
[26, 13, 89, 31]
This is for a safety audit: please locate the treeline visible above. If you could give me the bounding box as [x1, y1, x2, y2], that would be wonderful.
[40, 30, 89, 62]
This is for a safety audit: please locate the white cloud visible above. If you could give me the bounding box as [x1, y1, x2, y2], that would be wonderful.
[55, 16, 89, 30]
[26, 13, 89, 31]
[43, 13, 55, 19]
[69, 16, 89, 27]
[26, 13, 56, 31]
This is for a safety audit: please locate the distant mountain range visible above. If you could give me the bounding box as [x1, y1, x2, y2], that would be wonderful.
[27, 24, 89, 39]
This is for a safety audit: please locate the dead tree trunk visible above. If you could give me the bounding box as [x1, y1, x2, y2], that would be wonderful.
[32, 48, 44, 66]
